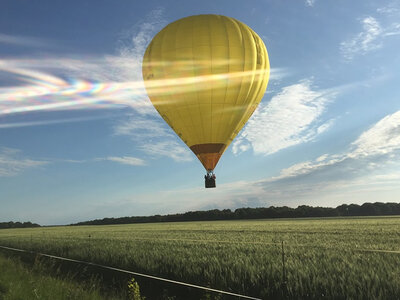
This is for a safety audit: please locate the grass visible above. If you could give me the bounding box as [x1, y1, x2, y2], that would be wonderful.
[0, 252, 122, 300]
[1, 217, 400, 299]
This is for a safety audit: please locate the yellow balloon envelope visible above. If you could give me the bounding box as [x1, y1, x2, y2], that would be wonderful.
[142, 14, 269, 171]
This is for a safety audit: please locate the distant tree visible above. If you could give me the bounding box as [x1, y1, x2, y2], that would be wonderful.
[0, 221, 40, 229]
[70, 202, 400, 226]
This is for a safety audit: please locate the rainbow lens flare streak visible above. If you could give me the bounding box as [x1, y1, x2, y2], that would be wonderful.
[0, 63, 146, 115]
[0, 59, 268, 116]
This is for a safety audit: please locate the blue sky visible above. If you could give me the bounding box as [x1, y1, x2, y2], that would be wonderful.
[1, 0, 399, 225]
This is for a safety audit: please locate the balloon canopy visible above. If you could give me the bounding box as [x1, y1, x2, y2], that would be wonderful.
[142, 14, 269, 171]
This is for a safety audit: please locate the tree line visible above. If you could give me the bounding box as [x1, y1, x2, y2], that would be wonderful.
[72, 202, 400, 226]
[0, 221, 40, 229]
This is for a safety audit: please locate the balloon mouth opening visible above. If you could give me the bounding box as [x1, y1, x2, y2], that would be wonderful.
[190, 143, 226, 171]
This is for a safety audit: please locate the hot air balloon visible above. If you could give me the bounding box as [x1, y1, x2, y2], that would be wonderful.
[142, 14, 269, 188]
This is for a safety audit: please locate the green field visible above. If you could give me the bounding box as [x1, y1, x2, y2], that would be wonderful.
[0, 252, 122, 300]
[1, 217, 400, 299]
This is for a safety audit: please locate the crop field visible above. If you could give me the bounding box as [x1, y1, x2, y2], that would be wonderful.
[0, 252, 120, 300]
[1, 217, 400, 299]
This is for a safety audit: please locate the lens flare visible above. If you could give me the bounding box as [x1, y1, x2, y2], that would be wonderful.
[0, 59, 268, 116]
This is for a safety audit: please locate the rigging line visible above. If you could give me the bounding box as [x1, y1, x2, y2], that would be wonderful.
[0, 244, 261, 300]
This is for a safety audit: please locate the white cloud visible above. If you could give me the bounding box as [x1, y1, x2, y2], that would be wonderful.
[265, 110, 400, 182]
[317, 118, 336, 135]
[269, 68, 290, 81]
[0, 148, 48, 176]
[384, 23, 400, 37]
[350, 110, 400, 157]
[305, 0, 316, 7]
[370, 173, 400, 181]
[341, 17, 383, 60]
[0, 33, 48, 47]
[114, 114, 193, 162]
[377, 2, 400, 16]
[233, 80, 334, 155]
[0, 114, 115, 129]
[139, 141, 193, 162]
[59, 159, 87, 164]
[114, 115, 166, 137]
[105, 156, 146, 166]
[341, 10, 400, 60]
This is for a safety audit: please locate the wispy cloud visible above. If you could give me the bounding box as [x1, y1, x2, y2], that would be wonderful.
[350, 110, 400, 157]
[0, 33, 49, 48]
[377, 2, 400, 16]
[48, 156, 146, 166]
[0, 9, 166, 117]
[305, 0, 316, 7]
[341, 17, 383, 60]
[384, 23, 400, 37]
[0, 148, 48, 177]
[233, 80, 335, 155]
[341, 10, 400, 60]
[259, 109, 400, 186]
[269, 68, 290, 81]
[0, 114, 117, 129]
[139, 141, 193, 162]
[104, 156, 146, 166]
[114, 114, 193, 162]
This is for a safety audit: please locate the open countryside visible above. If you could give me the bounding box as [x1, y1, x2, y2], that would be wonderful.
[1, 216, 400, 299]
[1, 0, 400, 299]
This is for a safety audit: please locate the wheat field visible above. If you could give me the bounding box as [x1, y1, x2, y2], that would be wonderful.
[1, 217, 400, 299]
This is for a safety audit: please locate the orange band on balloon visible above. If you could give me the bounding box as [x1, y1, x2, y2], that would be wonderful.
[190, 143, 226, 171]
